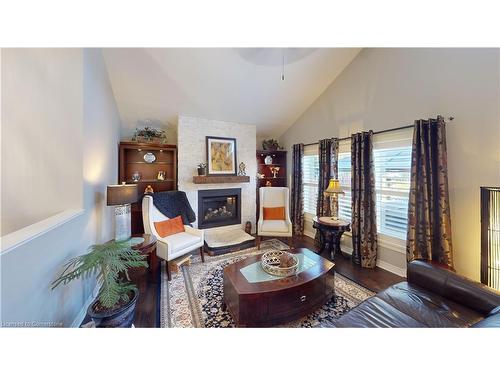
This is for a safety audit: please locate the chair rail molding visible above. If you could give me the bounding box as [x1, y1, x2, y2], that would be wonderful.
[1, 209, 85, 254]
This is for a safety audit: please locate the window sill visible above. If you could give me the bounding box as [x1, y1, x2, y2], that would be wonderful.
[1, 209, 85, 254]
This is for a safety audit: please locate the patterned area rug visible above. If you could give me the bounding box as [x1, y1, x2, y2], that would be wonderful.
[160, 239, 374, 327]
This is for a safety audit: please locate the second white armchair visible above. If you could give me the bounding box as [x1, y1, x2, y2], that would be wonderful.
[257, 187, 293, 249]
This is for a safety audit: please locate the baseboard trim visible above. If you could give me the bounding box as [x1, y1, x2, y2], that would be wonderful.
[303, 230, 315, 239]
[71, 282, 101, 328]
[376, 260, 406, 278]
[338, 245, 406, 277]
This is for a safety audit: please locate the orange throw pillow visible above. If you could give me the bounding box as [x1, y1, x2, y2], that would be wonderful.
[263, 206, 286, 220]
[154, 216, 185, 237]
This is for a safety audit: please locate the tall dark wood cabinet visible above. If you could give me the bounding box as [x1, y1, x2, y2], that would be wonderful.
[119, 142, 178, 234]
[256, 150, 287, 221]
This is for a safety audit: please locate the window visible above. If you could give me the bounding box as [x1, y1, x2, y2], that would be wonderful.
[335, 128, 413, 241]
[373, 129, 413, 240]
[302, 145, 319, 215]
[337, 140, 351, 221]
[301, 128, 412, 243]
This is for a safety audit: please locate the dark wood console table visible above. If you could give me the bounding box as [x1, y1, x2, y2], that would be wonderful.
[312, 216, 350, 260]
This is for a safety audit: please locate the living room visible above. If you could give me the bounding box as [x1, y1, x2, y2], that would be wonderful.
[1, 1, 499, 373]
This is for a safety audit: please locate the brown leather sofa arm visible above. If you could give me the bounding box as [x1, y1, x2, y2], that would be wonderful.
[407, 260, 500, 315]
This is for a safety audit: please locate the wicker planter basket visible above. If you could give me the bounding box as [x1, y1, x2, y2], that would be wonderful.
[132, 136, 167, 144]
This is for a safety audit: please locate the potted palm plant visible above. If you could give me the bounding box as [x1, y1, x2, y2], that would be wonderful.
[52, 241, 148, 328]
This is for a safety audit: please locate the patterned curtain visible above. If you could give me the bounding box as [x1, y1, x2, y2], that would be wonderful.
[315, 138, 339, 245]
[351, 131, 378, 268]
[407, 116, 454, 268]
[291, 143, 304, 235]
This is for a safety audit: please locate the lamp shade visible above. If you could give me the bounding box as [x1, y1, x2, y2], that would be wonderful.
[324, 178, 344, 195]
[107, 184, 138, 206]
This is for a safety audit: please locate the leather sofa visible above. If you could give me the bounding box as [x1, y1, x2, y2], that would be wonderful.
[334, 260, 500, 327]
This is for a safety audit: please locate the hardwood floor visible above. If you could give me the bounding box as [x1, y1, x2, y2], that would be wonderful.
[294, 235, 405, 292]
[128, 235, 405, 328]
[128, 265, 161, 328]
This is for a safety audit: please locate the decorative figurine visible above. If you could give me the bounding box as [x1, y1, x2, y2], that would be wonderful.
[269, 166, 280, 178]
[238, 162, 246, 176]
[157, 171, 165, 180]
[265, 180, 272, 187]
[144, 185, 154, 194]
[131, 171, 141, 182]
[245, 221, 252, 235]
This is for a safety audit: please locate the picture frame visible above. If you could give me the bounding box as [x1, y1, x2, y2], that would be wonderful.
[206, 136, 237, 176]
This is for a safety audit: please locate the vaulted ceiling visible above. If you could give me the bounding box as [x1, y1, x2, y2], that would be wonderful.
[103, 48, 361, 138]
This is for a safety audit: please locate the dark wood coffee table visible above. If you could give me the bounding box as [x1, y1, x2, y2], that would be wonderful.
[222, 248, 335, 327]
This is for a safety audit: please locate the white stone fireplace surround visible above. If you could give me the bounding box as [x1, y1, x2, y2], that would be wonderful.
[177, 115, 257, 234]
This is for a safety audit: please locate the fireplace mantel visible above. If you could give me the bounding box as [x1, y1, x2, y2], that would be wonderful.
[193, 176, 250, 184]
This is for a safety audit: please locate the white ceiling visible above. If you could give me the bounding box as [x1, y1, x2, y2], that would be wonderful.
[103, 48, 361, 138]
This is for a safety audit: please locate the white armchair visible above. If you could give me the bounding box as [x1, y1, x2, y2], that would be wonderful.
[142, 195, 205, 280]
[257, 187, 293, 249]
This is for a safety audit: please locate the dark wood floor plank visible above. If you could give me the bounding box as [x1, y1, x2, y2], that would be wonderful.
[294, 235, 405, 292]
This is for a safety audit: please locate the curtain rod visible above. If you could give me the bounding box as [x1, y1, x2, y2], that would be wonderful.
[302, 116, 454, 147]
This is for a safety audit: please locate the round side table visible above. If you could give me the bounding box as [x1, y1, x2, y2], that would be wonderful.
[131, 233, 158, 274]
[312, 216, 350, 260]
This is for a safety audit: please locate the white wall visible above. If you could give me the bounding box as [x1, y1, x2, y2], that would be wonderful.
[1, 49, 83, 235]
[0, 48, 121, 327]
[177, 115, 257, 232]
[82, 49, 122, 243]
[280, 48, 500, 281]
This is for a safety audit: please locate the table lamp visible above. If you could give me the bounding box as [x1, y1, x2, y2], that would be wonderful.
[323, 178, 344, 221]
[107, 183, 138, 241]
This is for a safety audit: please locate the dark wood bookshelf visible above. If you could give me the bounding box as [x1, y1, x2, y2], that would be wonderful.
[256, 150, 287, 221]
[119, 141, 177, 234]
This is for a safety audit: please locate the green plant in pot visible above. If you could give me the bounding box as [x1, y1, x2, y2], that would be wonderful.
[262, 139, 280, 151]
[197, 162, 207, 176]
[52, 241, 148, 328]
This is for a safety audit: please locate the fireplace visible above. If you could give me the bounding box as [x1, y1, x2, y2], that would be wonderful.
[198, 188, 241, 229]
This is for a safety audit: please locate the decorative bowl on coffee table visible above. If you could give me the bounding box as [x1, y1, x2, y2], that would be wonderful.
[261, 250, 299, 277]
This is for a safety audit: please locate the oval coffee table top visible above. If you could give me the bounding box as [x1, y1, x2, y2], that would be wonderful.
[223, 248, 334, 295]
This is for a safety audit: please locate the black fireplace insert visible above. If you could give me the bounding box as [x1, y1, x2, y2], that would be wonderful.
[198, 188, 241, 229]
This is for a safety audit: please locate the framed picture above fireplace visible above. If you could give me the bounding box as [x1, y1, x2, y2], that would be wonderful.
[206, 136, 237, 176]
